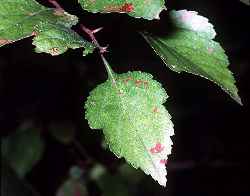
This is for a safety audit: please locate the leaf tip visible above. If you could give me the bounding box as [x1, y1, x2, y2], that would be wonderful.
[233, 94, 243, 106]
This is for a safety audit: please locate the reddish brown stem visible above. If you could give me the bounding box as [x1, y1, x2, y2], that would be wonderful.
[80, 24, 108, 54]
[48, 0, 64, 11]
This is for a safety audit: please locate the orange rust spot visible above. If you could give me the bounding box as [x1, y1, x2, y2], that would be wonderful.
[160, 159, 168, 164]
[150, 142, 164, 154]
[135, 79, 148, 88]
[0, 39, 12, 46]
[104, 3, 134, 13]
[104, 5, 120, 12]
[124, 77, 133, 84]
[31, 31, 38, 36]
[153, 106, 159, 113]
[120, 3, 134, 12]
[49, 47, 60, 56]
[135, 79, 143, 87]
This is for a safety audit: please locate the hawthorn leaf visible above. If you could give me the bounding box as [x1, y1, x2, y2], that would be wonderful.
[142, 10, 242, 104]
[0, 0, 94, 56]
[1, 128, 44, 178]
[78, 0, 166, 20]
[85, 71, 174, 186]
[32, 23, 94, 56]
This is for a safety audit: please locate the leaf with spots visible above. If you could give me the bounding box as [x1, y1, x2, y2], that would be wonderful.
[85, 71, 174, 186]
[78, 0, 166, 20]
[0, 0, 94, 56]
[142, 10, 242, 104]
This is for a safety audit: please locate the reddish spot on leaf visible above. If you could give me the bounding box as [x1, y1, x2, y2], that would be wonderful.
[150, 142, 164, 154]
[124, 77, 132, 84]
[134, 79, 148, 88]
[104, 3, 134, 13]
[31, 31, 38, 36]
[0, 39, 12, 46]
[135, 79, 143, 87]
[208, 47, 214, 54]
[49, 47, 60, 55]
[104, 5, 120, 12]
[120, 3, 134, 13]
[160, 159, 168, 164]
[153, 106, 159, 113]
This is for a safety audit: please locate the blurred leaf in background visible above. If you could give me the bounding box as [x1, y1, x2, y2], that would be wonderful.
[49, 121, 76, 145]
[56, 166, 88, 196]
[90, 163, 144, 196]
[1, 122, 45, 178]
[1, 155, 40, 196]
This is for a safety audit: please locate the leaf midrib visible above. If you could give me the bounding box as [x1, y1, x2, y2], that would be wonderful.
[111, 80, 163, 181]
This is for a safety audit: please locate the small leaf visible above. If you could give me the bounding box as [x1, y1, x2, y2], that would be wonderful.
[142, 10, 242, 104]
[78, 0, 166, 20]
[1, 127, 44, 178]
[85, 71, 174, 186]
[0, 0, 94, 55]
[32, 23, 94, 56]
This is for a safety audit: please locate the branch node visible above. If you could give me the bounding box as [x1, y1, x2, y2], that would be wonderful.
[80, 24, 108, 54]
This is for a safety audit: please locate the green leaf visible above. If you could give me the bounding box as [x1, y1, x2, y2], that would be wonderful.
[78, 0, 166, 20]
[142, 10, 242, 104]
[32, 23, 94, 56]
[85, 71, 174, 186]
[0, 0, 94, 55]
[1, 127, 44, 178]
[1, 156, 40, 196]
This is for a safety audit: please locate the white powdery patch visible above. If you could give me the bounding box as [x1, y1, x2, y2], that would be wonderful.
[170, 9, 216, 39]
[148, 118, 174, 186]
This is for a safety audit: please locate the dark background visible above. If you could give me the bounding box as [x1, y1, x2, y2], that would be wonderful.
[1, 0, 250, 196]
